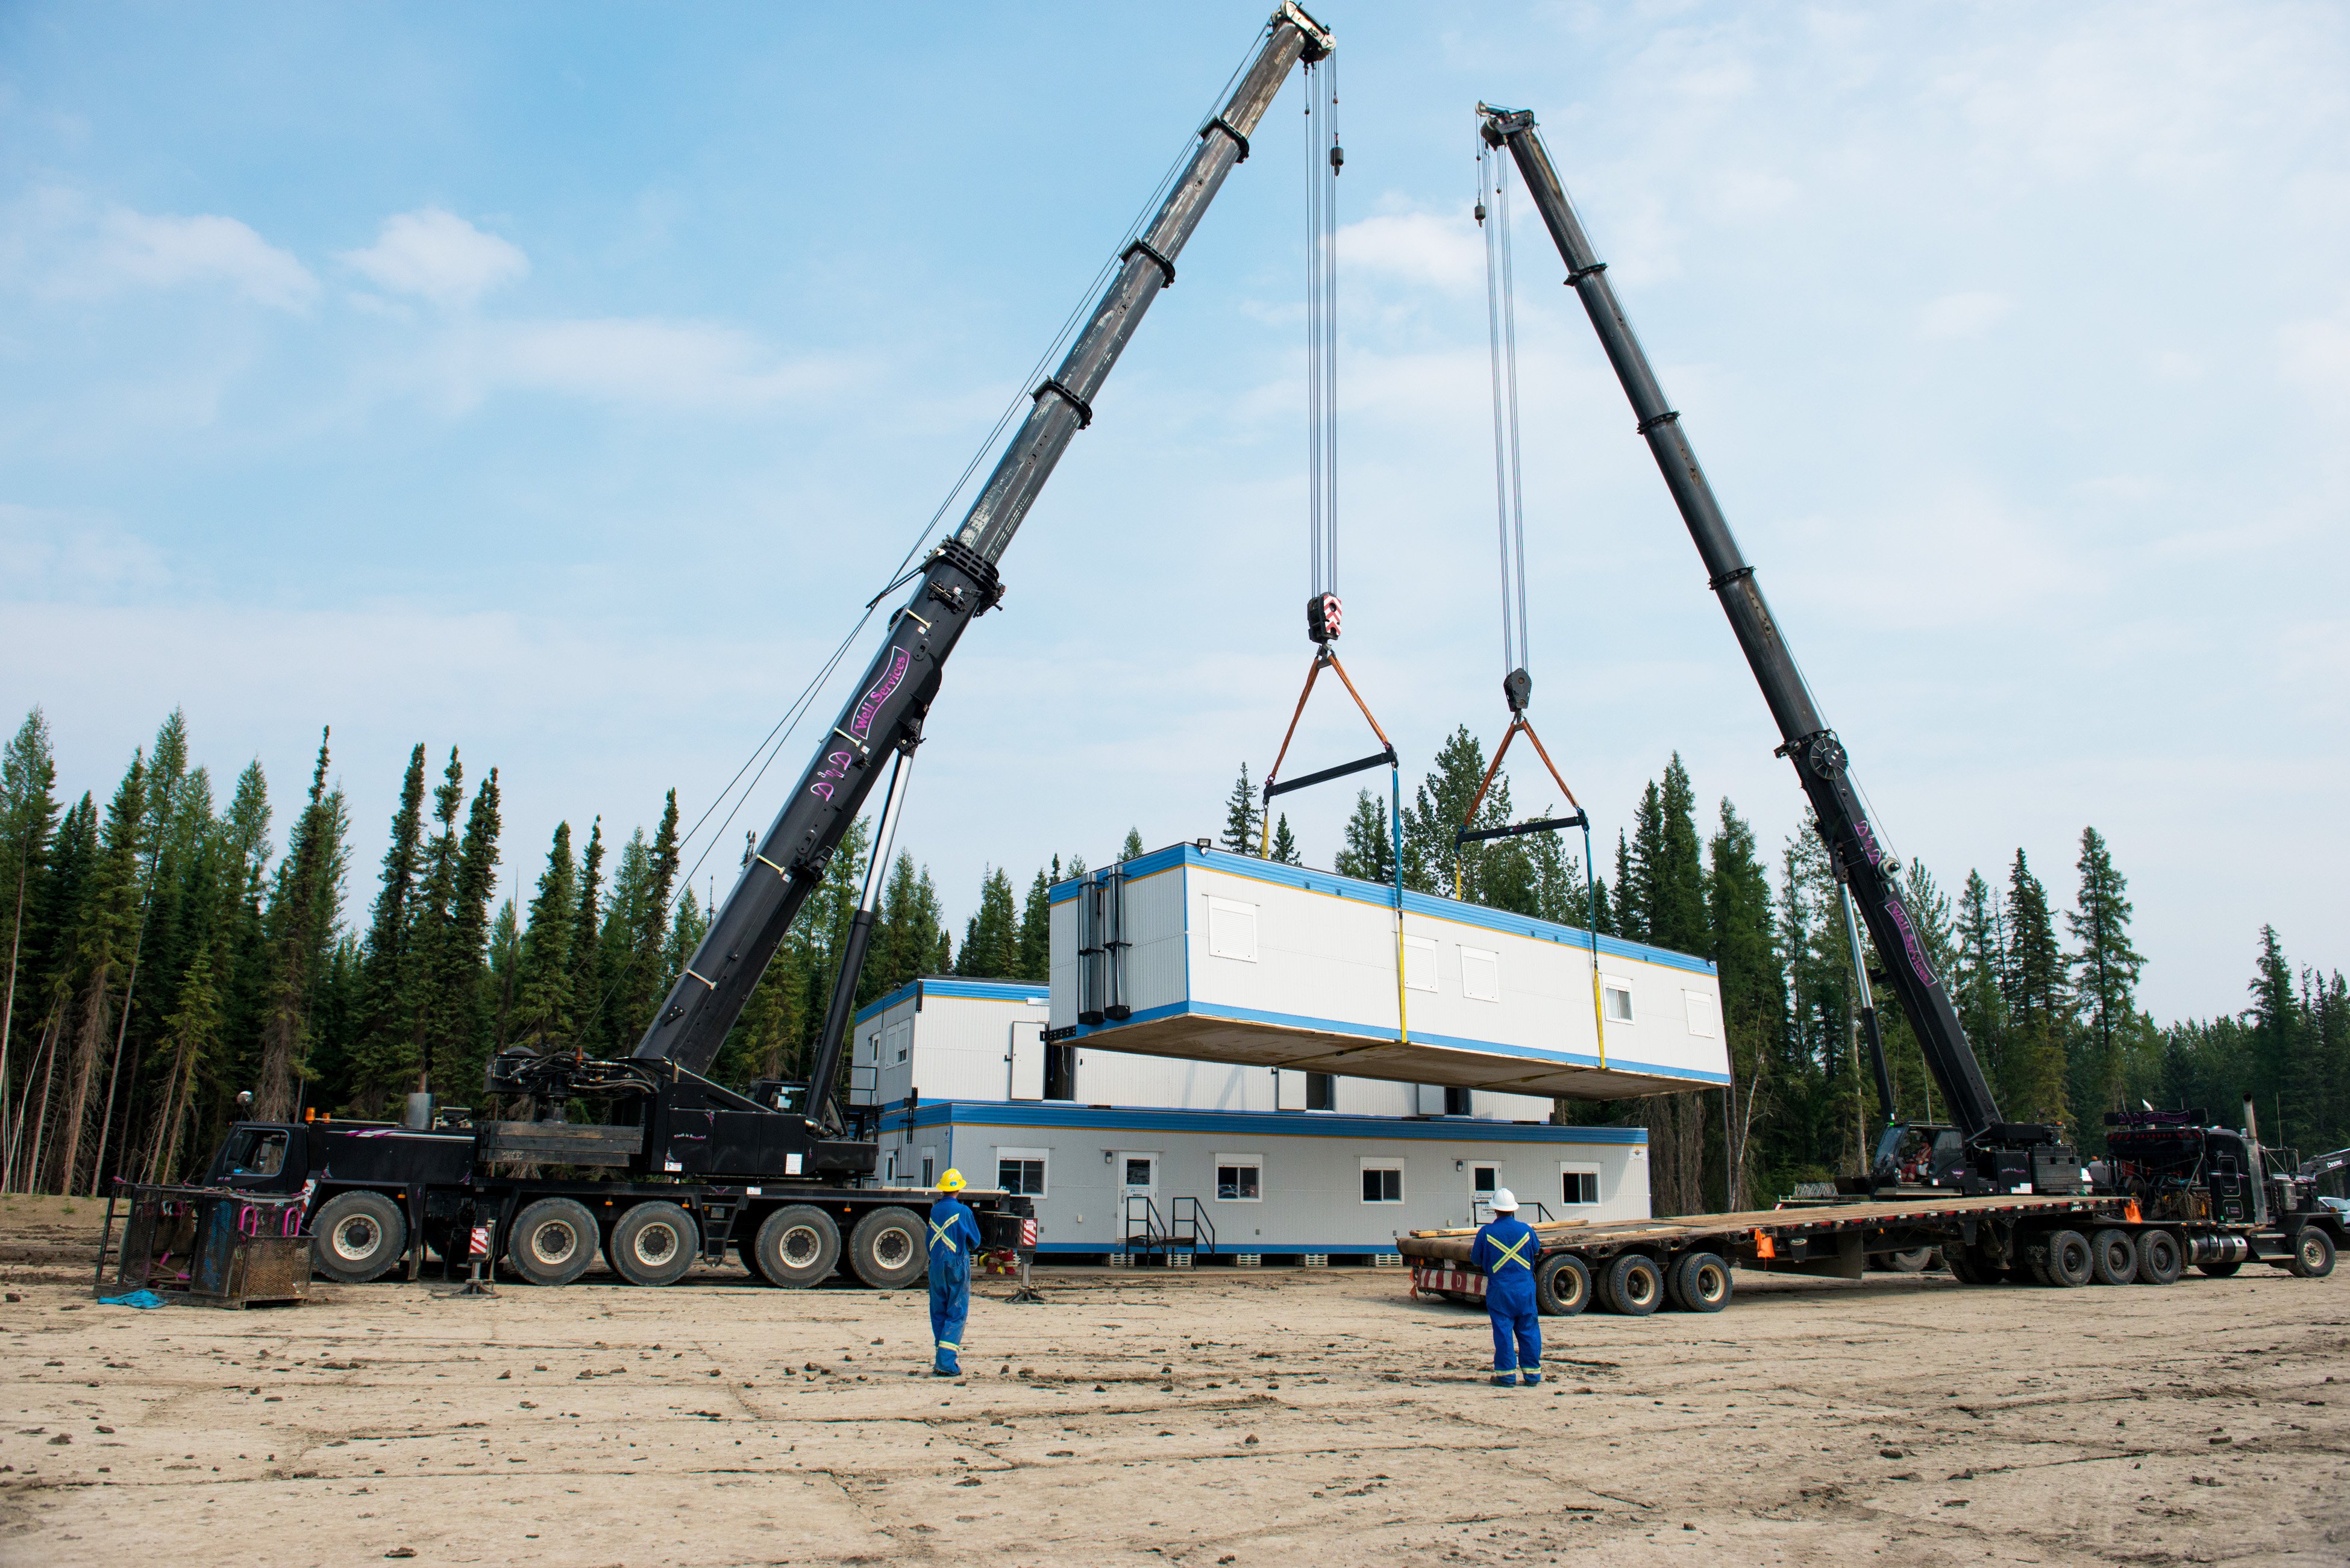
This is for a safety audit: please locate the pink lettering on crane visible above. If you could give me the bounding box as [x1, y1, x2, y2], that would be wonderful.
[810, 750, 855, 801]
[851, 647, 912, 739]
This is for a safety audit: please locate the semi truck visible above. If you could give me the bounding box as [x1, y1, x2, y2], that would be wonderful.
[1399, 106, 2345, 1315]
[163, 5, 1340, 1293]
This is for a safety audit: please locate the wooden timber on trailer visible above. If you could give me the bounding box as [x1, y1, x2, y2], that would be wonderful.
[1399, 1192, 2128, 1269]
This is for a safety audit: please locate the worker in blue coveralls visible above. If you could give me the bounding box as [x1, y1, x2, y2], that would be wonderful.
[927, 1169, 984, 1376]
[1470, 1188, 1541, 1387]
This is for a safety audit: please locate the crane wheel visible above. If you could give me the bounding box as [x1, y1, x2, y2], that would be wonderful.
[1944, 1247, 1996, 1285]
[607, 1201, 699, 1288]
[1534, 1253, 1590, 1316]
[507, 1198, 600, 1287]
[310, 1191, 407, 1284]
[1667, 1251, 1733, 1313]
[2088, 1228, 2138, 1286]
[753, 1205, 841, 1288]
[2287, 1228, 2336, 1279]
[1878, 1248, 1933, 1274]
[2134, 1229, 2184, 1285]
[847, 1207, 929, 1290]
[1600, 1253, 1663, 1316]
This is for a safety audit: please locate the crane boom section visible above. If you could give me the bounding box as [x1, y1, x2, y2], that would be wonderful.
[632, 8, 1334, 1078]
[1478, 107, 2005, 1142]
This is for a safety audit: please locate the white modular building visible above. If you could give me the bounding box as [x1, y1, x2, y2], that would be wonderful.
[1048, 843, 1731, 1101]
[848, 972, 1655, 1260]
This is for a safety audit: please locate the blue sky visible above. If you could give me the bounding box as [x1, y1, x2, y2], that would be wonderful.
[4, 2, 2345, 1022]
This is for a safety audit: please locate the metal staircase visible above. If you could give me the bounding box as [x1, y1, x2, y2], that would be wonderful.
[1123, 1195, 1216, 1266]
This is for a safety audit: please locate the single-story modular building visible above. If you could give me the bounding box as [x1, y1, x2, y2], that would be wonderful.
[848, 976, 1652, 1260]
[1050, 843, 1730, 1101]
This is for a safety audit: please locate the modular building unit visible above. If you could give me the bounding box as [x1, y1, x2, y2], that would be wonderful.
[879, 1099, 1650, 1258]
[1050, 845, 1729, 1101]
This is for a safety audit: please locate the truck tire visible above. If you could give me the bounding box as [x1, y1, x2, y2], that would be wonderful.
[1600, 1253, 1663, 1316]
[2135, 1228, 2184, 1285]
[1534, 1252, 1591, 1316]
[507, 1198, 600, 1287]
[1944, 1247, 1997, 1285]
[2287, 1227, 2336, 1279]
[1668, 1251, 1734, 1313]
[847, 1206, 929, 1289]
[1876, 1248, 1933, 1273]
[751, 1205, 840, 1288]
[2088, 1228, 2138, 1287]
[607, 1201, 699, 1288]
[2037, 1230, 2093, 1287]
[311, 1190, 407, 1284]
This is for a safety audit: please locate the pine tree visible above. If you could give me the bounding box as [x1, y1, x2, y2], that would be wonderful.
[487, 898, 521, 1051]
[1121, 828, 1145, 862]
[353, 744, 427, 1098]
[1612, 831, 1641, 943]
[875, 853, 950, 994]
[1269, 814, 1303, 866]
[1016, 866, 1053, 982]
[1708, 798, 1782, 1207]
[254, 731, 348, 1122]
[2246, 925, 2298, 1132]
[434, 768, 501, 1088]
[1221, 764, 1261, 855]
[53, 751, 147, 1188]
[2001, 850, 2069, 1126]
[1334, 789, 1392, 884]
[569, 817, 606, 1051]
[2067, 826, 2144, 1131]
[1402, 726, 1505, 898]
[956, 866, 1019, 979]
[510, 823, 578, 1053]
[0, 708, 60, 1179]
[1638, 757, 1706, 955]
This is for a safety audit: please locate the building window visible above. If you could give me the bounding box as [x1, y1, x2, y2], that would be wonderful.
[1306, 1072, 1335, 1111]
[1443, 1085, 1472, 1116]
[1472, 1164, 1499, 1197]
[1403, 935, 1438, 993]
[997, 1152, 1047, 1196]
[1214, 1154, 1263, 1202]
[921, 1154, 936, 1187]
[1124, 1156, 1155, 1187]
[1460, 945, 1500, 1002]
[1684, 990, 1720, 1038]
[1361, 1163, 1404, 1204]
[1561, 1166, 1600, 1205]
[1602, 982, 1635, 1023]
[1044, 1042, 1076, 1101]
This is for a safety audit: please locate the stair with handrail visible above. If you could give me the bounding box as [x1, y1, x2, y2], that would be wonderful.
[1123, 1195, 1216, 1264]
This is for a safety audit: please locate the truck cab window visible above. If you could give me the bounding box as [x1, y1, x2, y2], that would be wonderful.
[226, 1129, 288, 1178]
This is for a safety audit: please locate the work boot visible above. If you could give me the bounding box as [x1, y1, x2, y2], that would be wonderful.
[933, 1362, 959, 1378]
[1490, 1374, 1517, 1388]
[1522, 1372, 1542, 1387]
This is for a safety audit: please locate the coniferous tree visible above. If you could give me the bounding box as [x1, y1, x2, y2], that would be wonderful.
[2246, 925, 2297, 1133]
[874, 852, 950, 994]
[1221, 764, 1261, 855]
[2067, 826, 2144, 1135]
[2001, 850, 2069, 1126]
[1121, 828, 1145, 862]
[1334, 789, 1393, 884]
[510, 823, 578, 1054]
[1708, 799, 1782, 1207]
[434, 769, 501, 1089]
[54, 751, 147, 1187]
[956, 866, 1019, 979]
[0, 709, 60, 1178]
[1402, 727, 1507, 898]
[353, 744, 427, 1098]
[1612, 831, 1641, 943]
[623, 790, 683, 1040]
[1016, 866, 1053, 983]
[487, 899, 521, 1051]
[1269, 814, 1303, 867]
[569, 818, 606, 1052]
[254, 731, 347, 1122]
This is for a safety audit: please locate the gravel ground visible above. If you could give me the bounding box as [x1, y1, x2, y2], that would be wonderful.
[5, 1193, 2348, 1566]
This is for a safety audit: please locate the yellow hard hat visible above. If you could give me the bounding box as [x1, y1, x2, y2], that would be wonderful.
[937, 1168, 967, 1193]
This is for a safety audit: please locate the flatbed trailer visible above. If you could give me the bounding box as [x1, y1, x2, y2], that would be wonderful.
[1400, 1192, 2332, 1317]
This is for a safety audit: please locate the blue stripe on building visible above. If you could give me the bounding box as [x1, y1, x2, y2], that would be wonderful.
[878, 1099, 1649, 1145]
[854, 976, 1048, 1026]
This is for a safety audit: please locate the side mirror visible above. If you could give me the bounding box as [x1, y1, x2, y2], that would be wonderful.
[236, 1090, 254, 1111]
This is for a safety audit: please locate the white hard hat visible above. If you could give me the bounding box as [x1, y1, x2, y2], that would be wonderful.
[1489, 1188, 1519, 1213]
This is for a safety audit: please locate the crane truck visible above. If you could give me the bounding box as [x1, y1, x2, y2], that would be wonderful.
[1397, 107, 2345, 1316]
[156, 4, 1341, 1292]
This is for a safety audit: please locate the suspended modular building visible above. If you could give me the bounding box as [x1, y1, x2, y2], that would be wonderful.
[1049, 843, 1730, 1101]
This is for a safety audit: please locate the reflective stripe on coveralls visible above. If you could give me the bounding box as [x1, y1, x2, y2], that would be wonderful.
[928, 1196, 983, 1373]
[1470, 1215, 1542, 1385]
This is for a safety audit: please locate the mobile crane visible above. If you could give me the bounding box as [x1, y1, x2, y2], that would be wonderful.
[1400, 108, 2342, 1313]
[166, 5, 1340, 1292]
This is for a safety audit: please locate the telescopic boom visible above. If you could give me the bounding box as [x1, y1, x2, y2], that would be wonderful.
[629, 8, 1335, 1105]
[1475, 105, 2018, 1151]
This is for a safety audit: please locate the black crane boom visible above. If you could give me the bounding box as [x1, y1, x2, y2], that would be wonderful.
[629, 7, 1335, 1092]
[1477, 105, 2029, 1155]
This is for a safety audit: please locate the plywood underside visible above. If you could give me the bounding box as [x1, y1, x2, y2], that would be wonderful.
[1084, 1013, 1702, 1101]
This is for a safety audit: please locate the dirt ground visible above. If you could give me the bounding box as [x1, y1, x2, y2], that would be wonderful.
[4, 1194, 2348, 1567]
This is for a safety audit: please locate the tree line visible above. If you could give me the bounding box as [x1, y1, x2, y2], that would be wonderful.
[3, 704, 2342, 1207]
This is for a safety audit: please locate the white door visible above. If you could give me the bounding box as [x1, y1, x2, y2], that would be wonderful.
[1008, 1020, 1044, 1100]
[1118, 1152, 1159, 1234]
[1275, 1068, 1307, 1111]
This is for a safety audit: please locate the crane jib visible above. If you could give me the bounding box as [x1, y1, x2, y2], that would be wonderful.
[628, 7, 1335, 1083]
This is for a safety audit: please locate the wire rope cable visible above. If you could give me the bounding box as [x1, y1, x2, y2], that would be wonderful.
[1477, 137, 1531, 684]
[1302, 56, 1341, 601]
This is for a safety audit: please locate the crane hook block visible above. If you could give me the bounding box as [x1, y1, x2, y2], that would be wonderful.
[1306, 592, 1343, 645]
[1503, 667, 1532, 714]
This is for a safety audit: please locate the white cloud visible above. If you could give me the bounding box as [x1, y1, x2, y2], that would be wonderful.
[339, 208, 528, 308]
[0, 503, 169, 598]
[1917, 290, 2013, 340]
[7, 190, 320, 310]
[1336, 210, 1484, 294]
[432, 317, 845, 411]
